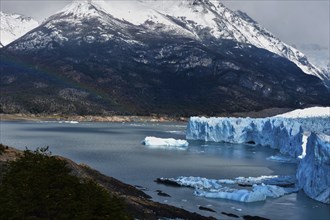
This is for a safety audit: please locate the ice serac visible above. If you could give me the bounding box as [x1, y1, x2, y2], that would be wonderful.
[0, 11, 38, 47]
[296, 133, 330, 204]
[186, 117, 303, 157]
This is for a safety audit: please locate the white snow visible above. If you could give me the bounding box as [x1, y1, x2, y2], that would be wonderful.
[276, 107, 330, 118]
[142, 136, 189, 148]
[0, 11, 38, 47]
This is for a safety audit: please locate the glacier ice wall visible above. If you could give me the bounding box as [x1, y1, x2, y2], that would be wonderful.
[186, 117, 303, 158]
[186, 116, 330, 203]
[296, 133, 330, 204]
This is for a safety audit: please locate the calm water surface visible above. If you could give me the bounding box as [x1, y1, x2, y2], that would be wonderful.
[0, 121, 329, 220]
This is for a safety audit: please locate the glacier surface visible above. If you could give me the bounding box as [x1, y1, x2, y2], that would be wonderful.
[186, 117, 303, 158]
[296, 133, 330, 204]
[186, 107, 330, 203]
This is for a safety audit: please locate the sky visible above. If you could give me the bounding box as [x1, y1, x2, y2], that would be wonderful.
[0, 0, 329, 48]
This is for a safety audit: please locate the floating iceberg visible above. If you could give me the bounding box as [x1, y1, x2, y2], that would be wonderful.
[157, 175, 297, 203]
[266, 155, 297, 163]
[59, 120, 79, 124]
[296, 133, 330, 204]
[142, 136, 189, 148]
[195, 184, 295, 203]
[158, 175, 295, 188]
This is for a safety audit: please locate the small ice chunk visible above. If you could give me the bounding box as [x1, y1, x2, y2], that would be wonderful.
[142, 136, 189, 147]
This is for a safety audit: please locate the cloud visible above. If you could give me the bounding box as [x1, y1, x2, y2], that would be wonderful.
[223, 0, 329, 47]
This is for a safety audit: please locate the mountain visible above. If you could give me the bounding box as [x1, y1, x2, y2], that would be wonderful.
[294, 44, 329, 78]
[84, 0, 328, 82]
[1, 0, 329, 116]
[0, 11, 39, 47]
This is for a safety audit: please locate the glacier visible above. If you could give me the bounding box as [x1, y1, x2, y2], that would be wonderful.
[186, 107, 330, 204]
[296, 133, 330, 204]
[186, 117, 304, 158]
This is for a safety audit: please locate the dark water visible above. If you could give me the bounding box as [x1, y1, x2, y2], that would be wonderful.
[0, 121, 329, 220]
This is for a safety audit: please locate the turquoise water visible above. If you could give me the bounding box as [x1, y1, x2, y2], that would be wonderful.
[0, 121, 329, 220]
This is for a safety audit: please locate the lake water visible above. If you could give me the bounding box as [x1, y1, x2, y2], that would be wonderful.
[0, 121, 329, 220]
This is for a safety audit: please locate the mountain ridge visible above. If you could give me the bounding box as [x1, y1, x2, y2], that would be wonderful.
[0, 11, 39, 47]
[1, 0, 329, 116]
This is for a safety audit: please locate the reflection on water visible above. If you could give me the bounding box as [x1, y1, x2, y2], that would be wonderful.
[0, 121, 329, 219]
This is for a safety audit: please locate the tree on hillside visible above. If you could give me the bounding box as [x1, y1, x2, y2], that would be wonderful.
[0, 147, 130, 220]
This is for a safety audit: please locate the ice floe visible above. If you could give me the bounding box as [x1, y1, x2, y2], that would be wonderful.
[156, 175, 297, 203]
[142, 136, 189, 148]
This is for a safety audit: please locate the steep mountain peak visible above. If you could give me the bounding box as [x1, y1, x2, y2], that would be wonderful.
[0, 11, 38, 47]
[56, 0, 108, 17]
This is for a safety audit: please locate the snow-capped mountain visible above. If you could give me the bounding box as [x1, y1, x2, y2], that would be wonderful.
[0, 11, 39, 47]
[45, 0, 327, 82]
[1, 0, 329, 115]
[294, 44, 330, 78]
[8, 0, 328, 83]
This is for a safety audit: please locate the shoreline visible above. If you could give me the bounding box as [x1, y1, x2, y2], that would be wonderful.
[0, 114, 188, 123]
[0, 108, 294, 123]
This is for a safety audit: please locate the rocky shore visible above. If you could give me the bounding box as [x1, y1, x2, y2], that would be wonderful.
[0, 146, 215, 219]
[0, 114, 187, 123]
[0, 108, 293, 123]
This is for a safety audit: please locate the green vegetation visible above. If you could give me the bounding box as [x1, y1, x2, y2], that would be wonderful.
[0, 147, 130, 219]
[0, 144, 5, 155]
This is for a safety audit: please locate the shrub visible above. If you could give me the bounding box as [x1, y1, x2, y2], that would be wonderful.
[0, 147, 130, 219]
[0, 144, 6, 155]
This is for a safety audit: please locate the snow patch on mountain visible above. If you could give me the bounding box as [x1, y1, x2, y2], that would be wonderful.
[0, 11, 38, 47]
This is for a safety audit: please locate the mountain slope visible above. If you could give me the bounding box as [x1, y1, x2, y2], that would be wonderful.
[84, 0, 327, 83]
[1, 0, 329, 116]
[0, 11, 38, 47]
